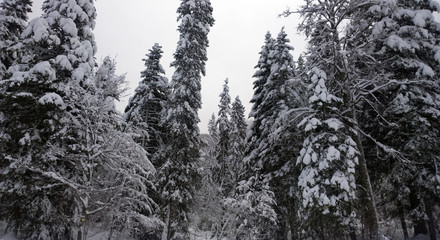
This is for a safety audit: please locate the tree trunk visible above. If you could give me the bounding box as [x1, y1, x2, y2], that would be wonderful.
[350, 231, 357, 240]
[352, 124, 379, 239]
[161, 204, 171, 240]
[108, 216, 116, 240]
[77, 215, 86, 240]
[424, 198, 436, 240]
[409, 190, 427, 236]
[288, 198, 298, 240]
[397, 200, 409, 239]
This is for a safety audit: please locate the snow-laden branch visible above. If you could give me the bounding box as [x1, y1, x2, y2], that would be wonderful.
[356, 127, 411, 164]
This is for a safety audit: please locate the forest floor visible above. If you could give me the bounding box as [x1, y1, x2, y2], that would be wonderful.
[0, 221, 438, 240]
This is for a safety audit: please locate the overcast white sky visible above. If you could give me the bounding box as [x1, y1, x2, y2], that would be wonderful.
[30, 1, 304, 133]
[93, 0, 305, 133]
[27, 0, 440, 133]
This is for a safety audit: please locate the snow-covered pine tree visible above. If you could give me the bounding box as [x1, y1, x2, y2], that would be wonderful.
[157, 0, 214, 239]
[0, 0, 32, 79]
[0, 1, 157, 239]
[258, 27, 297, 178]
[210, 83, 248, 240]
[212, 96, 248, 239]
[0, 0, 98, 237]
[229, 96, 247, 189]
[124, 43, 169, 161]
[265, 29, 309, 239]
[348, 0, 440, 238]
[232, 31, 280, 239]
[0, 1, 32, 179]
[297, 67, 358, 238]
[207, 113, 218, 143]
[295, 0, 380, 237]
[245, 32, 275, 161]
[215, 78, 232, 194]
[254, 28, 302, 239]
[86, 57, 158, 240]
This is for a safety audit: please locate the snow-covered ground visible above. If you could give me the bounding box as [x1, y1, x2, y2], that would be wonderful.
[1, 222, 438, 240]
[408, 234, 440, 240]
[0, 233, 17, 240]
[1, 232, 439, 240]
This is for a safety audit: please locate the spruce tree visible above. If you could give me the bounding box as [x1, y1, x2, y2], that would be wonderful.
[232, 31, 280, 239]
[0, 0, 32, 79]
[0, 0, 128, 238]
[207, 113, 218, 143]
[348, 0, 440, 238]
[0, 0, 32, 169]
[257, 28, 297, 183]
[215, 78, 232, 194]
[297, 67, 358, 238]
[124, 43, 169, 161]
[157, 0, 214, 238]
[242, 29, 303, 239]
[229, 96, 247, 186]
[296, 0, 380, 237]
[246, 32, 275, 160]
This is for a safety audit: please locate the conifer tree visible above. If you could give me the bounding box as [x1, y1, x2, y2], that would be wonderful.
[232, 31, 281, 239]
[295, 0, 380, 237]
[229, 96, 247, 186]
[207, 113, 218, 143]
[0, 0, 32, 164]
[242, 29, 303, 239]
[215, 78, 232, 193]
[157, 0, 214, 238]
[348, 0, 440, 238]
[257, 28, 297, 182]
[0, 0, 32, 79]
[0, 1, 157, 238]
[89, 57, 158, 240]
[297, 67, 358, 238]
[124, 43, 169, 161]
[246, 32, 275, 159]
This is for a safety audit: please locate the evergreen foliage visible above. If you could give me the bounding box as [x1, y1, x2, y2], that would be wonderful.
[1, 1, 439, 239]
[348, 0, 440, 237]
[246, 32, 275, 157]
[1, 0, 99, 236]
[229, 96, 246, 185]
[124, 43, 169, 161]
[157, 0, 214, 238]
[0, 1, 158, 239]
[215, 78, 232, 194]
[297, 67, 358, 238]
[0, 0, 32, 79]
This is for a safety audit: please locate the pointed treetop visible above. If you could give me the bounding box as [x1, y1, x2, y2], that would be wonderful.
[172, 0, 214, 77]
[218, 78, 231, 116]
[141, 43, 166, 80]
[208, 113, 218, 139]
[231, 96, 247, 134]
